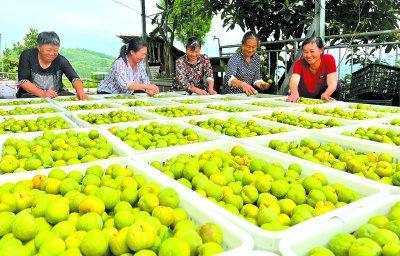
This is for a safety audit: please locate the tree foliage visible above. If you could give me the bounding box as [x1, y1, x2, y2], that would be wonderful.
[150, 0, 213, 75]
[204, 0, 399, 89]
[1, 28, 39, 73]
[169, 0, 212, 44]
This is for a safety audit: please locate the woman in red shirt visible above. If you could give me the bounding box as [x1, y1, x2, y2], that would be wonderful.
[287, 36, 340, 102]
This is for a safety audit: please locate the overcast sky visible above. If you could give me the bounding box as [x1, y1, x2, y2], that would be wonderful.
[0, 0, 245, 57]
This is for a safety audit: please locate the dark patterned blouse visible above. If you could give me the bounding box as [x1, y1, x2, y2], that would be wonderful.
[173, 54, 214, 92]
[223, 51, 262, 94]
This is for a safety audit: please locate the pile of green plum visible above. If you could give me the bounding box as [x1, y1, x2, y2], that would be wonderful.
[256, 111, 342, 129]
[341, 127, 400, 146]
[268, 138, 400, 185]
[56, 96, 94, 102]
[206, 104, 249, 112]
[307, 201, 400, 256]
[150, 145, 361, 231]
[0, 99, 48, 106]
[0, 130, 117, 173]
[78, 110, 144, 125]
[0, 106, 58, 116]
[188, 117, 288, 138]
[304, 107, 384, 120]
[0, 116, 70, 134]
[251, 101, 281, 108]
[123, 100, 153, 107]
[108, 122, 207, 151]
[149, 106, 204, 117]
[390, 119, 400, 126]
[66, 104, 112, 111]
[349, 103, 400, 113]
[0, 164, 226, 255]
[173, 99, 204, 104]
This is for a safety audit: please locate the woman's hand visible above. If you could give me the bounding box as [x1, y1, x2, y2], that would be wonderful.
[42, 89, 58, 98]
[208, 89, 217, 95]
[194, 88, 209, 95]
[321, 92, 335, 101]
[144, 84, 160, 96]
[241, 83, 258, 96]
[287, 92, 300, 103]
[77, 91, 88, 100]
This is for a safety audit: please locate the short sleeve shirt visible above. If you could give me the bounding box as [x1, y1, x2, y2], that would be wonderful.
[17, 48, 79, 93]
[293, 54, 337, 97]
[97, 57, 150, 94]
[172, 54, 214, 92]
[223, 51, 261, 94]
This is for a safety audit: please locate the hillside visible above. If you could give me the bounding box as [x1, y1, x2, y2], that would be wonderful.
[60, 48, 114, 79]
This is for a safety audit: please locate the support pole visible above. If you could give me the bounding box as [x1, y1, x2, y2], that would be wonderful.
[141, 0, 147, 37]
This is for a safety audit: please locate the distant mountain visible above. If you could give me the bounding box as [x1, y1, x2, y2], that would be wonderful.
[60, 48, 115, 79]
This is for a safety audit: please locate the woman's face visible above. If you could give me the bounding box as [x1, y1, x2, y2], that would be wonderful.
[130, 47, 148, 64]
[186, 46, 201, 62]
[241, 38, 258, 59]
[38, 44, 59, 62]
[302, 43, 323, 66]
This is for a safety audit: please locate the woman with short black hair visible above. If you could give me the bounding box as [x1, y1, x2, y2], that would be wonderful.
[98, 37, 159, 96]
[172, 37, 216, 95]
[17, 31, 87, 99]
[287, 36, 340, 102]
[223, 31, 269, 95]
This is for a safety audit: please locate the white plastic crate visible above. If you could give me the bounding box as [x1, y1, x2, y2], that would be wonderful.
[0, 158, 254, 255]
[142, 104, 221, 119]
[319, 122, 400, 143]
[0, 103, 63, 115]
[244, 130, 400, 193]
[176, 112, 301, 141]
[0, 127, 129, 174]
[293, 104, 395, 122]
[51, 95, 98, 102]
[334, 101, 400, 114]
[0, 97, 50, 106]
[248, 109, 360, 130]
[196, 101, 270, 113]
[133, 140, 386, 251]
[97, 119, 228, 154]
[162, 96, 219, 105]
[53, 100, 117, 111]
[108, 98, 175, 108]
[269, 97, 341, 106]
[241, 98, 300, 109]
[0, 113, 79, 133]
[204, 94, 256, 101]
[279, 194, 400, 256]
[151, 91, 189, 98]
[248, 250, 279, 256]
[67, 107, 159, 128]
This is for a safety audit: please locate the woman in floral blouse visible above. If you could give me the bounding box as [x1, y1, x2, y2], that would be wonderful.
[98, 38, 159, 96]
[173, 37, 216, 95]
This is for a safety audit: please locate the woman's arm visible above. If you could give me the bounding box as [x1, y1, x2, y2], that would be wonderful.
[226, 56, 257, 95]
[321, 72, 338, 100]
[287, 74, 301, 102]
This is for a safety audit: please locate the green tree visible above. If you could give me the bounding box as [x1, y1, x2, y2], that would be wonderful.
[2, 28, 39, 73]
[204, 0, 399, 89]
[150, 0, 213, 75]
[169, 0, 212, 44]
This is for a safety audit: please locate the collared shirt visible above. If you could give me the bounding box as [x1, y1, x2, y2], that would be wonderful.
[293, 54, 337, 98]
[173, 54, 214, 91]
[223, 51, 262, 94]
[97, 57, 149, 94]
